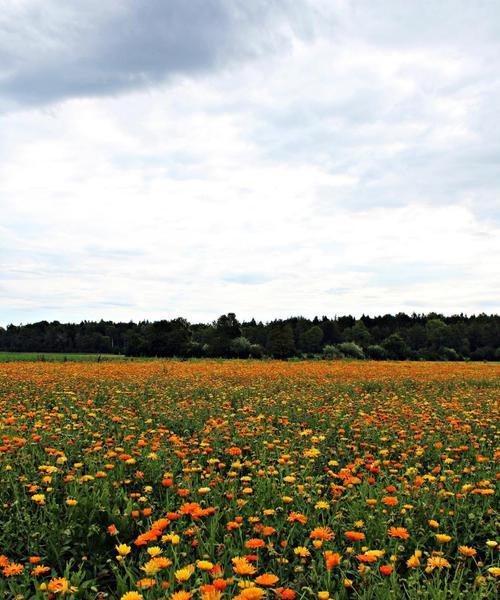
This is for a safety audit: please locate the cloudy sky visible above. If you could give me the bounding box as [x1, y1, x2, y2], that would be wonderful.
[1, 0, 499, 325]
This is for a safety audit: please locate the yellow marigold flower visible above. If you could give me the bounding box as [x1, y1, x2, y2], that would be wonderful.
[197, 560, 214, 571]
[427, 556, 451, 571]
[32, 494, 46, 505]
[116, 544, 132, 557]
[314, 501, 330, 510]
[65, 498, 78, 506]
[141, 560, 161, 576]
[146, 546, 162, 557]
[318, 593, 330, 600]
[435, 534, 452, 543]
[120, 593, 143, 600]
[428, 519, 439, 529]
[175, 564, 195, 582]
[488, 567, 500, 577]
[294, 546, 310, 558]
[486, 540, 498, 548]
[171, 592, 192, 600]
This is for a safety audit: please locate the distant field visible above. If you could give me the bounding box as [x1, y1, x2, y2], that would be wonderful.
[0, 351, 132, 362]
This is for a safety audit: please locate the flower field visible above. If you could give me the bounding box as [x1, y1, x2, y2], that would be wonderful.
[0, 361, 499, 600]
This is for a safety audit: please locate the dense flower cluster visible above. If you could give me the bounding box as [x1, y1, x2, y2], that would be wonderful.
[0, 360, 498, 598]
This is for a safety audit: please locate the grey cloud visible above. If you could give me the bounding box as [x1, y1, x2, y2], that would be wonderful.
[0, 0, 312, 107]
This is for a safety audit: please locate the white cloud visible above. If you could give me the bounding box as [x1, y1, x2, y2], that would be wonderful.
[1, 1, 499, 324]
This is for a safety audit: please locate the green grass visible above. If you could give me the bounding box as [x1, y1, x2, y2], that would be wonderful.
[0, 351, 133, 362]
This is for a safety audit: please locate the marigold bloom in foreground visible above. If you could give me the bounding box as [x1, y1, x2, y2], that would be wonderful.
[120, 593, 143, 600]
[324, 551, 341, 569]
[310, 526, 334, 541]
[345, 531, 365, 541]
[171, 592, 192, 600]
[458, 545, 476, 557]
[175, 564, 195, 582]
[47, 577, 77, 594]
[234, 587, 266, 600]
[288, 512, 308, 524]
[255, 574, 279, 586]
[245, 538, 265, 549]
[3, 563, 24, 576]
[427, 556, 451, 571]
[388, 527, 410, 539]
[116, 544, 132, 556]
[232, 557, 257, 575]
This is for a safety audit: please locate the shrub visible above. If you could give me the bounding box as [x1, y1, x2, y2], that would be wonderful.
[337, 342, 365, 359]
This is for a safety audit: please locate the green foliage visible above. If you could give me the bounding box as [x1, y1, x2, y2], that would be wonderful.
[336, 341, 365, 359]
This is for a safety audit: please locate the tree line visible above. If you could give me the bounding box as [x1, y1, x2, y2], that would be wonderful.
[1, 312, 499, 360]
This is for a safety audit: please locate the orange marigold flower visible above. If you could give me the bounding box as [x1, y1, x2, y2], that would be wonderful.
[324, 551, 341, 569]
[458, 545, 476, 557]
[245, 538, 266, 549]
[388, 527, 410, 540]
[379, 565, 394, 576]
[255, 574, 280, 586]
[344, 531, 365, 541]
[3, 563, 24, 576]
[171, 592, 192, 600]
[232, 557, 257, 575]
[288, 512, 308, 525]
[382, 496, 398, 506]
[310, 527, 334, 541]
[136, 578, 156, 589]
[356, 553, 378, 563]
[31, 565, 51, 576]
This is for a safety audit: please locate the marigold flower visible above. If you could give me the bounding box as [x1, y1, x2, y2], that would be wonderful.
[458, 545, 476, 557]
[120, 593, 143, 600]
[47, 577, 77, 594]
[288, 512, 308, 524]
[388, 527, 410, 540]
[245, 539, 265, 549]
[171, 592, 192, 600]
[234, 587, 266, 600]
[232, 557, 257, 575]
[255, 573, 279, 586]
[310, 526, 334, 541]
[3, 563, 24, 576]
[324, 551, 341, 569]
[426, 556, 451, 571]
[116, 544, 132, 556]
[175, 564, 195, 582]
[31, 565, 51, 576]
[345, 531, 365, 541]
